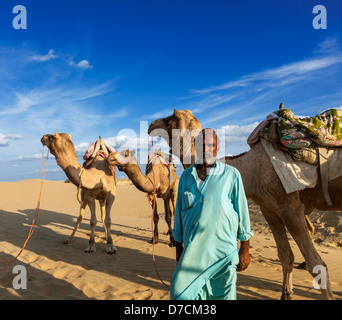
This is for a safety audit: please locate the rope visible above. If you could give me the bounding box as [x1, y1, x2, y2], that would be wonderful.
[76, 168, 85, 204]
[0, 147, 49, 272]
[150, 137, 170, 287]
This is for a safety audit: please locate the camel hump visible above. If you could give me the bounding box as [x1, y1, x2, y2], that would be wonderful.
[83, 138, 116, 161]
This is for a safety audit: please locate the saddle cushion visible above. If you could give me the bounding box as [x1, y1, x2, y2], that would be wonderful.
[277, 108, 342, 148]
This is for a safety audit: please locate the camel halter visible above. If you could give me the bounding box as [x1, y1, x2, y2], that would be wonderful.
[150, 136, 170, 287]
[0, 147, 49, 272]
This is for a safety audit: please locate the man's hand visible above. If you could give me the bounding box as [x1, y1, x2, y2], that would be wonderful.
[237, 240, 250, 271]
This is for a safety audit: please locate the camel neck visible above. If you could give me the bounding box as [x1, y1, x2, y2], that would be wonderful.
[55, 152, 86, 187]
[122, 163, 154, 193]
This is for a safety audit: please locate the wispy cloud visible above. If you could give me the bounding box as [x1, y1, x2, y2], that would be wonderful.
[186, 37, 342, 127]
[0, 133, 23, 146]
[30, 48, 93, 70]
[192, 55, 342, 95]
[31, 49, 58, 62]
[12, 153, 42, 161]
[0, 81, 115, 116]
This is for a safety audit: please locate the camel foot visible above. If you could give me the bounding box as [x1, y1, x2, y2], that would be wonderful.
[84, 245, 96, 253]
[280, 289, 293, 300]
[64, 239, 73, 244]
[106, 245, 118, 255]
[148, 237, 159, 244]
[297, 261, 307, 270]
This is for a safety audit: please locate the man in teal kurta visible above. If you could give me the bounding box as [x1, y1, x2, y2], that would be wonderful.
[170, 129, 253, 300]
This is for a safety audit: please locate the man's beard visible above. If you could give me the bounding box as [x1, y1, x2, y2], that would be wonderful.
[202, 152, 216, 165]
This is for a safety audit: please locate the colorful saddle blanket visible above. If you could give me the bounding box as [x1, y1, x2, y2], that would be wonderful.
[276, 108, 342, 149]
[248, 107, 342, 206]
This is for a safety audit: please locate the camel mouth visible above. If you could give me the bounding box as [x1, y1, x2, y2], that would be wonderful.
[147, 123, 155, 135]
[148, 119, 166, 135]
[107, 153, 117, 166]
[41, 134, 53, 146]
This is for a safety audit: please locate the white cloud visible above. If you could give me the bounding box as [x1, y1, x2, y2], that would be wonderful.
[74, 142, 90, 155]
[30, 48, 93, 70]
[77, 60, 93, 69]
[219, 122, 259, 137]
[31, 49, 58, 62]
[69, 59, 93, 69]
[13, 153, 42, 161]
[32, 168, 59, 173]
[0, 133, 23, 146]
[216, 122, 259, 146]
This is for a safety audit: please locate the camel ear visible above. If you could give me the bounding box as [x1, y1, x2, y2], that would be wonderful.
[54, 130, 60, 139]
[131, 149, 136, 157]
[67, 134, 72, 140]
[173, 108, 181, 118]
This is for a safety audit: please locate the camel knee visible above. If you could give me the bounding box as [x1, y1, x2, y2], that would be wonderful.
[90, 217, 97, 228]
[279, 249, 294, 267]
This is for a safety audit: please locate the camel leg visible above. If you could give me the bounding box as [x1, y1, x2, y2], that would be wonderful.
[305, 214, 314, 239]
[149, 200, 159, 244]
[99, 199, 108, 241]
[164, 197, 176, 247]
[104, 195, 117, 254]
[84, 196, 97, 253]
[170, 187, 176, 215]
[260, 206, 295, 300]
[297, 215, 314, 270]
[281, 208, 334, 300]
[64, 199, 87, 244]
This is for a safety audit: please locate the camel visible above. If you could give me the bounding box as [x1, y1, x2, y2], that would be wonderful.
[108, 149, 177, 246]
[41, 131, 117, 254]
[148, 108, 340, 300]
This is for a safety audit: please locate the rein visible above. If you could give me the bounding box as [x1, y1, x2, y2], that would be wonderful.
[150, 137, 170, 287]
[0, 147, 49, 272]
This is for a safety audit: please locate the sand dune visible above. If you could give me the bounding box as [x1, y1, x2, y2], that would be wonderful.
[0, 179, 341, 300]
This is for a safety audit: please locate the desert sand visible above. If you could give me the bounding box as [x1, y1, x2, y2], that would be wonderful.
[0, 178, 341, 300]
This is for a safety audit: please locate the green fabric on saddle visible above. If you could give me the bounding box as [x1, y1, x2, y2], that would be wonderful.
[276, 108, 342, 148]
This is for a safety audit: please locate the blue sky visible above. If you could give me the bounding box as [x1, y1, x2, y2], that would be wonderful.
[0, 0, 342, 181]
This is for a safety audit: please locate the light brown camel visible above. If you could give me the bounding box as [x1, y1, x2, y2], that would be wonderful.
[108, 149, 177, 246]
[148, 108, 340, 300]
[41, 131, 117, 254]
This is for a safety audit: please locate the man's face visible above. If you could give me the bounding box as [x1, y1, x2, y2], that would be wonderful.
[202, 134, 218, 165]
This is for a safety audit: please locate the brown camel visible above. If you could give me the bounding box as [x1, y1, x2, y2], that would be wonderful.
[41, 131, 117, 254]
[108, 149, 177, 246]
[148, 108, 339, 300]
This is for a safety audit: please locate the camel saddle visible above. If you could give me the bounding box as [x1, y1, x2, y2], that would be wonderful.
[83, 137, 116, 168]
[145, 150, 176, 205]
[248, 104, 342, 206]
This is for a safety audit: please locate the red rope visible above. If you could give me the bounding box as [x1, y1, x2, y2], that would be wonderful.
[150, 138, 170, 287]
[0, 147, 49, 272]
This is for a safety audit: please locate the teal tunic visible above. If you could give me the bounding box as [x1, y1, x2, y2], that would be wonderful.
[170, 161, 253, 300]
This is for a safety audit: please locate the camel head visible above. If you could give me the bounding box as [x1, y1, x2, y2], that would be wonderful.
[41, 131, 75, 158]
[148, 108, 201, 138]
[108, 149, 137, 171]
[148, 108, 202, 168]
